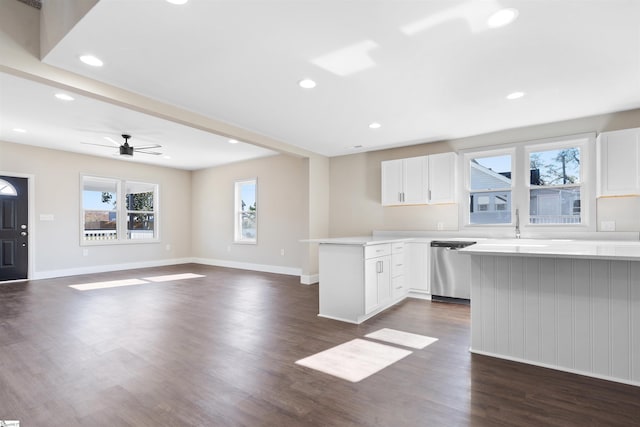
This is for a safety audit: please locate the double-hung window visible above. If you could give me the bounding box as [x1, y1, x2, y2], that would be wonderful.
[527, 145, 582, 225]
[468, 152, 514, 225]
[463, 133, 594, 229]
[81, 176, 158, 243]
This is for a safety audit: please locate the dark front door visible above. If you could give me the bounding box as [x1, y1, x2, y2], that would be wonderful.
[0, 176, 28, 281]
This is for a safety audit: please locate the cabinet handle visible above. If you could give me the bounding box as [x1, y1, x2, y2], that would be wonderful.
[377, 260, 383, 273]
[398, 192, 402, 202]
[428, 189, 432, 200]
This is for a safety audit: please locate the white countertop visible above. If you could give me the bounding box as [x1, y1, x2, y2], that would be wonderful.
[304, 236, 415, 245]
[459, 239, 640, 261]
[306, 236, 640, 260]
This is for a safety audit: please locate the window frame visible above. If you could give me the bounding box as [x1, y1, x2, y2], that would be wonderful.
[234, 178, 258, 244]
[463, 147, 515, 227]
[80, 175, 160, 246]
[524, 139, 586, 227]
[460, 133, 596, 233]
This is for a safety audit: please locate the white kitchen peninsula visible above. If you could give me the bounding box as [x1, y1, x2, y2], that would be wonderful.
[460, 239, 640, 387]
[311, 237, 413, 324]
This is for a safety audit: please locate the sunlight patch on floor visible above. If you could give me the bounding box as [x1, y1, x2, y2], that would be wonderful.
[296, 329, 439, 382]
[143, 273, 205, 282]
[295, 339, 412, 382]
[365, 328, 439, 349]
[69, 273, 205, 291]
[69, 279, 148, 291]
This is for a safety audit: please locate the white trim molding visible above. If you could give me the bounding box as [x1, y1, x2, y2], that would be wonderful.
[191, 257, 302, 278]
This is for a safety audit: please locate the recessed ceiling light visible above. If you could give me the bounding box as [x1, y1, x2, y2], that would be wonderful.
[506, 91, 525, 100]
[163, 155, 172, 159]
[80, 55, 104, 67]
[228, 139, 239, 144]
[298, 79, 317, 89]
[12, 128, 27, 133]
[487, 8, 519, 28]
[166, 0, 188, 4]
[55, 93, 74, 101]
[369, 122, 381, 129]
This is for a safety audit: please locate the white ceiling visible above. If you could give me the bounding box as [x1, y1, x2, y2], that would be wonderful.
[0, 72, 277, 170]
[4, 0, 640, 168]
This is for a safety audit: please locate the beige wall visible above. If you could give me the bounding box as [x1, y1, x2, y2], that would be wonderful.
[191, 154, 308, 271]
[0, 141, 192, 276]
[329, 108, 640, 237]
[40, 0, 98, 59]
[329, 141, 459, 237]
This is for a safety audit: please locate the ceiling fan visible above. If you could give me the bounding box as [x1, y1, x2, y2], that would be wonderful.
[82, 134, 162, 156]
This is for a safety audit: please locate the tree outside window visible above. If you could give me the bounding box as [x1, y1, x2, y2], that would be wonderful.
[529, 147, 581, 224]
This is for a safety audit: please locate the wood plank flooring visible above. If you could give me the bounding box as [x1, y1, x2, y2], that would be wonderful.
[1, 264, 639, 426]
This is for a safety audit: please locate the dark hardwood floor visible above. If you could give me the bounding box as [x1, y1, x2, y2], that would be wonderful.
[1, 264, 639, 426]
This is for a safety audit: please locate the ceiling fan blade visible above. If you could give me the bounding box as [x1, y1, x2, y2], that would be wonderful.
[81, 142, 117, 148]
[135, 144, 162, 150]
[136, 150, 163, 156]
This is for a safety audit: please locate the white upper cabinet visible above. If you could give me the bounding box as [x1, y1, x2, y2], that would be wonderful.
[428, 152, 457, 204]
[381, 156, 428, 205]
[598, 128, 640, 196]
[381, 153, 457, 206]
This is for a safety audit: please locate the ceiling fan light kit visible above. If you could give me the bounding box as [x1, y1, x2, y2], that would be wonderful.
[120, 134, 134, 156]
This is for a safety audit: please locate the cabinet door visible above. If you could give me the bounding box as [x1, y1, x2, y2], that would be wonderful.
[381, 159, 404, 205]
[377, 256, 391, 306]
[428, 152, 457, 204]
[598, 128, 640, 196]
[403, 156, 428, 204]
[364, 258, 380, 312]
[407, 243, 430, 293]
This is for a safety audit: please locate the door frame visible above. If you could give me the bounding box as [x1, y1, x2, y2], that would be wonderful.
[0, 171, 35, 281]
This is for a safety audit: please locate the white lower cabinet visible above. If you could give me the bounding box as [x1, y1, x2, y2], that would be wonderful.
[391, 242, 406, 299]
[364, 255, 390, 313]
[407, 242, 430, 297]
[318, 242, 409, 324]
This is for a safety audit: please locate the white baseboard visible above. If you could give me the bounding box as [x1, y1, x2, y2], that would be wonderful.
[407, 290, 431, 300]
[470, 348, 640, 388]
[300, 274, 319, 285]
[191, 257, 302, 277]
[32, 258, 193, 280]
[32, 257, 307, 283]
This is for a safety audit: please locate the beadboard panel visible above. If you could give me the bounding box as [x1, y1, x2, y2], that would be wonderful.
[470, 255, 640, 386]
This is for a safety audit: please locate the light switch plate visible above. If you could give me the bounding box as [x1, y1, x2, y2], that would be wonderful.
[39, 214, 54, 221]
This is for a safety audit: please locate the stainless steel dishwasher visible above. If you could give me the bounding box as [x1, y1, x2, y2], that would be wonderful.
[430, 240, 476, 303]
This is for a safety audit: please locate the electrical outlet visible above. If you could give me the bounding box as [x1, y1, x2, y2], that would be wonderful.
[600, 221, 616, 231]
[227, 245, 231, 252]
[437, 222, 444, 230]
[280, 249, 285, 256]
[82, 248, 89, 257]
[165, 244, 171, 251]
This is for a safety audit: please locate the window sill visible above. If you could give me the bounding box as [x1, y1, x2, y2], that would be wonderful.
[81, 239, 160, 246]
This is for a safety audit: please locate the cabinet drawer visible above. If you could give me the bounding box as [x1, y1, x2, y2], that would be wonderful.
[391, 242, 405, 254]
[391, 253, 404, 277]
[392, 276, 405, 298]
[365, 244, 391, 259]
